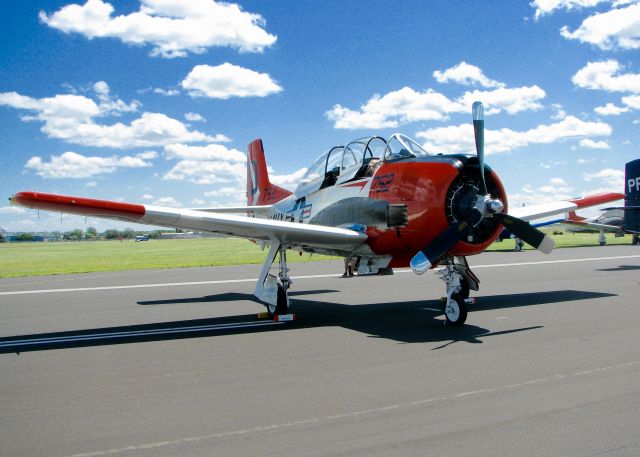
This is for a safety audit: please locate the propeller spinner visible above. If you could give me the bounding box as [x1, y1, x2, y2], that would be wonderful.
[410, 102, 554, 274]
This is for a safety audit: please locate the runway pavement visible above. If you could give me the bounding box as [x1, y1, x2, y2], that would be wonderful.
[1, 245, 640, 456]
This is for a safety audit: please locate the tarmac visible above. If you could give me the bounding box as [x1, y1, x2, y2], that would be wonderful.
[1, 245, 640, 456]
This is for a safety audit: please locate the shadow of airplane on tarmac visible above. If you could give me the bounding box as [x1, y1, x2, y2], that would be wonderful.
[136, 289, 340, 305]
[596, 265, 640, 272]
[0, 289, 614, 354]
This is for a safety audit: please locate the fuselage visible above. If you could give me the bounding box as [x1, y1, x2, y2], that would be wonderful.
[261, 154, 508, 268]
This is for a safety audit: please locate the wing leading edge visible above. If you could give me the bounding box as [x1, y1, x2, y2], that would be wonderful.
[11, 191, 367, 252]
[508, 193, 624, 221]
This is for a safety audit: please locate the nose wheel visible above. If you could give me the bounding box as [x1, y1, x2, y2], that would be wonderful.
[437, 257, 477, 326]
[443, 293, 467, 326]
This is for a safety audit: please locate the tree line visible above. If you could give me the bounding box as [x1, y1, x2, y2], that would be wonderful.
[7, 228, 165, 242]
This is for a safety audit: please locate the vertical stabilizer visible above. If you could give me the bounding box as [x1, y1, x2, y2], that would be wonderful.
[566, 211, 586, 222]
[625, 159, 640, 232]
[246, 139, 293, 206]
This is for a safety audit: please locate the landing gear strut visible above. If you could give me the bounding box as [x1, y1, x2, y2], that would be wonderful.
[254, 243, 291, 317]
[437, 256, 479, 326]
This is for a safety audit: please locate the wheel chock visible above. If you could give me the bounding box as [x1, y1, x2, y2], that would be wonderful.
[257, 312, 271, 319]
[464, 298, 476, 305]
[274, 313, 296, 322]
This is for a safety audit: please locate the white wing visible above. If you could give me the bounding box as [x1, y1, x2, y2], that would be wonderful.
[509, 193, 623, 221]
[11, 192, 367, 252]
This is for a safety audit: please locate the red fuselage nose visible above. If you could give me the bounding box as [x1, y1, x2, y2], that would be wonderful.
[365, 157, 508, 267]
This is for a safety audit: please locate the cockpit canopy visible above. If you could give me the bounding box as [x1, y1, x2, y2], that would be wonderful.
[295, 134, 429, 197]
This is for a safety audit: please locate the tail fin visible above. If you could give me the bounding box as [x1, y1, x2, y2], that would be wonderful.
[246, 139, 293, 206]
[566, 211, 586, 222]
[625, 158, 640, 232]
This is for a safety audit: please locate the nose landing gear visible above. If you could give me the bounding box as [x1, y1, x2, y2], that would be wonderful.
[437, 256, 479, 326]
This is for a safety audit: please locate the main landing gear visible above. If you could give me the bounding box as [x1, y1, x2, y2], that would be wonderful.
[254, 243, 293, 319]
[437, 256, 479, 326]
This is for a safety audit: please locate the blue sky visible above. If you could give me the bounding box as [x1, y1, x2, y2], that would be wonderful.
[1, 0, 639, 232]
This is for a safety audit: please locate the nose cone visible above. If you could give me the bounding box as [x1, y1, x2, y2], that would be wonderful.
[487, 198, 504, 214]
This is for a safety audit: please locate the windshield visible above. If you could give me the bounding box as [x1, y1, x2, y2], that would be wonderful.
[342, 140, 365, 170]
[383, 134, 430, 161]
[300, 152, 327, 183]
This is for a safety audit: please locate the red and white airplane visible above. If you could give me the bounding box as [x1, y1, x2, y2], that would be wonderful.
[11, 102, 623, 325]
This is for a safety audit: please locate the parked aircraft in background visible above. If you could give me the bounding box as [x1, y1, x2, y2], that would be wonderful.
[134, 234, 150, 242]
[563, 209, 624, 235]
[561, 159, 640, 245]
[11, 102, 623, 325]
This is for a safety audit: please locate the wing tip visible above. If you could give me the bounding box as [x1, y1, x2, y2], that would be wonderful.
[570, 193, 624, 208]
[10, 191, 146, 219]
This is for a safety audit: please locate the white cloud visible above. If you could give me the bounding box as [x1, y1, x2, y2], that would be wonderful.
[136, 150, 159, 160]
[201, 185, 247, 206]
[594, 102, 630, 115]
[0, 89, 228, 148]
[152, 197, 182, 207]
[0, 206, 27, 215]
[92, 81, 140, 116]
[163, 160, 245, 185]
[80, 112, 229, 148]
[433, 62, 505, 88]
[164, 143, 245, 162]
[269, 167, 308, 190]
[540, 177, 574, 194]
[456, 85, 546, 115]
[326, 85, 545, 130]
[583, 168, 625, 190]
[191, 198, 205, 206]
[204, 187, 240, 198]
[141, 194, 154, 200]
[622, 94, 640, 108]
[24, 151, 156, 178]
[509, 178, 576, 209]
[579, 138, 610, 148]
[539, 160, 567, 169]
[181, 63, 282, 99]
[515, 174, 624, 219]
[531, 0, 608, 19]
[160, 143, 304, 194]
[551, 103, 567, 120]
[560, 2, 640, 50]
[326, 87, 456, 129]
[40, 0, 277, 58]
[153, 88, 180, 96]
[417, 115, 612, 154]
[326, 63, 546, 129]
[185, 112, 205, 122]
[161, 142, 249, 187]
[572, 60, 640, 93]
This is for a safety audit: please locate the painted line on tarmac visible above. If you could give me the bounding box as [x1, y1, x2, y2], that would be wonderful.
[0, 320, 283, 349]
[2, 254, 639, 297]
[65, 359, 640, 457]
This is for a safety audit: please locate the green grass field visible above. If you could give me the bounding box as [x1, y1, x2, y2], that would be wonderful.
[0, 232, 634, 278]
[0, 238, 336, 278]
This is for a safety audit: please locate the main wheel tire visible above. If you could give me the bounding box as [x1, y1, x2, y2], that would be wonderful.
[444, 293, 467, 326]
[268, 284, 289, 317]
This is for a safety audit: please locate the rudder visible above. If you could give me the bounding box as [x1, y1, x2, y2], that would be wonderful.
[625, 158, 640, 233]
[246, 139, 293, 206]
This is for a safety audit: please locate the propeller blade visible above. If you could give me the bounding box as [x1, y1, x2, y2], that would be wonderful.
[495, 213, 554, 253]
[472, 101, 487, 196]
[410, 220, 473, 274]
